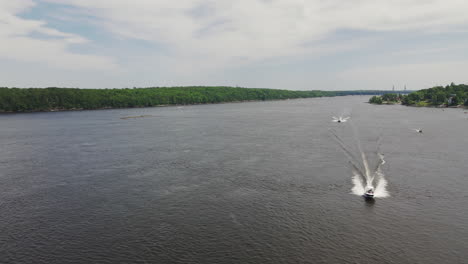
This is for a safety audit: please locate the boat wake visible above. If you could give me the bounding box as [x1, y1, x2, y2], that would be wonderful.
[330, 124, 389, 198]
[350, 153, 389, 198]
[332, 116, 350, 123]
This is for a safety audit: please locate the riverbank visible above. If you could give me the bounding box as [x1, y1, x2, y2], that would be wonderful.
[0, 99, 294, 114]
[0, 86, 395, 113]
[0, 97, 324, 113]
[369, 83, 468, 108]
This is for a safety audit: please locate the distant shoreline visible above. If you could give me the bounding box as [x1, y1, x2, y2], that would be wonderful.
[0, 100, 263, 113]
[368, 83, 468, 108]
[368, 101, 467, 108]
[0, 86, 396, 113]
[0, 95, 365, 114]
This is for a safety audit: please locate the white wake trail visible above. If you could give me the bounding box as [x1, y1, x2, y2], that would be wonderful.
[332, 123, 390, 198]
[350, 154, 389, 198]
[373, 153, 389, 198]
[351, 173, 365, 196]
[351, 120, 372, 182]
[361, 151, 371, 180]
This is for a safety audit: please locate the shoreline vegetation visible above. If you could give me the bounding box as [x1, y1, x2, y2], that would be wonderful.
[369, 93, 402, 105]
[369, 83, 468, 108]
[1, 86, 395, 113]
[120, 115, 155, 120]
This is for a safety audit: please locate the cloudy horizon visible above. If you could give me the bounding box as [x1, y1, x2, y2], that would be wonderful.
[1, 0, 468, 90]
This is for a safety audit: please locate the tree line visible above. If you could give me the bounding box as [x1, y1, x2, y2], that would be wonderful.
[0, 86, 342, 112]
[401, 83, 468, 106]
[369, 93, 401, 104]
[369, 83, 468, 107]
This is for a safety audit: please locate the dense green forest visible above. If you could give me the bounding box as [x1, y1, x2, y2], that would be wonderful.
[0, 86, 400, 112]
[401, 83, 468, 106]
[369, 93, 401, 104]
[370, 83, 468, 107]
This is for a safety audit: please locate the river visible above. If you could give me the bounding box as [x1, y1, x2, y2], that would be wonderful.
[1, 96, 467, 263]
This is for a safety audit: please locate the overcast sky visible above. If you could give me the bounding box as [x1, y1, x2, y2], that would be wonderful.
[1, 0, 468, 90]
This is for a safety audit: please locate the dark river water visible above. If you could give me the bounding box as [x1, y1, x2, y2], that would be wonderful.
[1, 96, 467, 264]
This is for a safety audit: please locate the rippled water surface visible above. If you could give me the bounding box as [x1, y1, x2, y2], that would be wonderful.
[1, 96, 467, 264]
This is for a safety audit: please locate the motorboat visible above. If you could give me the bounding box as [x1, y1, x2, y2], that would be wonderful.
[332, 116, 350, 123]
[364, 186, 374, 199]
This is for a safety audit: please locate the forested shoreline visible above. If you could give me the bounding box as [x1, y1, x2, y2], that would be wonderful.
[0, 86, 392, 113]
[369, 83, 468, 107]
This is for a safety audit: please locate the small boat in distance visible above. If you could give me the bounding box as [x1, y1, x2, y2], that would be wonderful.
[364, 186, 374, 199]
[412, 128, 423, 133]
[332, 116, 350, 123]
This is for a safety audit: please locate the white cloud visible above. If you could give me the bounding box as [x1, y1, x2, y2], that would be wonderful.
[2, 0, 468, 88]
[0, 0, 117, 70]
[42, 0, 468, 69]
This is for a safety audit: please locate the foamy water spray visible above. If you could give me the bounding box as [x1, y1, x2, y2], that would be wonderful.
[330, 122, 390, 198]
[352, 153, 389, 198]
[373, 153, 389, 197]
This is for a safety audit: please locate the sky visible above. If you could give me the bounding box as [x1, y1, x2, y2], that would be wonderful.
[1, 0, 468, 90]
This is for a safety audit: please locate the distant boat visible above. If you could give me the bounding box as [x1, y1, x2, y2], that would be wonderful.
[412, 128, 423, 133]
[332, 116, 350, 123]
